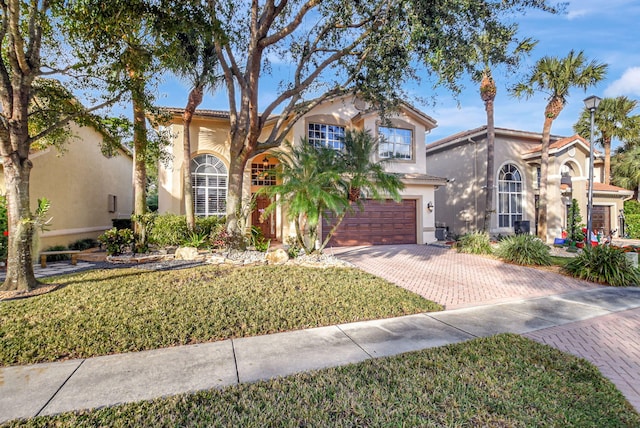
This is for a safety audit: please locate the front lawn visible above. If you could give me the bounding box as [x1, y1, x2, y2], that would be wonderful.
[0, 265, 441, 367]
[6, 334, 639, 427]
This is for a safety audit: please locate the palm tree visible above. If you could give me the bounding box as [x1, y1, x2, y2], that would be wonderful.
[511, 50, 607, 242]
[472, 29, 536, 232]
[261, 140, 348, 254]
[263, 129, 404, 253]
[612, 145, 640, 200]
[154, 3, 220, 231]
[573, 96, 640, 185]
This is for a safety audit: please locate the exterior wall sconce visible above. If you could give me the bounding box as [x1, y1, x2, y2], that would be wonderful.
[427, 201, 434, 212]
[262, 155, 270, 167]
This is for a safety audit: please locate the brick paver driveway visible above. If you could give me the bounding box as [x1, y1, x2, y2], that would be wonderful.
[332, 244, 599, 309]
[333, 244, 640, 411]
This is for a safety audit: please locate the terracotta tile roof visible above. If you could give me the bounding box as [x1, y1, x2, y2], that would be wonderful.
[524, 134, 599, 155]
[160, 107, 231, 119]
[590, 182, 633, 193]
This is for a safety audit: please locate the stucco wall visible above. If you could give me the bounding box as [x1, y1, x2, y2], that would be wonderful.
[13, 123, 133, 249]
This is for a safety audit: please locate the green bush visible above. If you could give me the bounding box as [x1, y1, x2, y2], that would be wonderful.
[182, 231, 209, 249]
[495, 234, 552, 266]
[98, 228, 135, 256]
[68, 238, 98, 251]
[148, 214, 225, 247]
[195, 216, 224, 237]
[626, 214, 640, 239]
[456, 231, 492, 255]
[563, 245, 640, 287]
[148, 214, 189, 246]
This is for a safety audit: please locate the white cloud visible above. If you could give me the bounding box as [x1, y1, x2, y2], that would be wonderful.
[604, 67, 640, 97]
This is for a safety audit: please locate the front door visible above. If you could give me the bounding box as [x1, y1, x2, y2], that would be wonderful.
[252, 195, 276, 239]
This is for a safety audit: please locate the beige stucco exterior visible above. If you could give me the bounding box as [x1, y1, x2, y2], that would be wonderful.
[426, 127, 633, 242]
[158, 96, 447, 245]
[0, 123, 134, 249]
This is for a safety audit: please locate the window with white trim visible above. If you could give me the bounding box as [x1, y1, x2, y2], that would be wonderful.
[498, 163, 523, 228]
[307, 123, 345, 150]
[191, 154, 227, 217]
[378, 126, 412, 159]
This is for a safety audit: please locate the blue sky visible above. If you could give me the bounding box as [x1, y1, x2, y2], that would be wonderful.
[154, 0, 640, 147]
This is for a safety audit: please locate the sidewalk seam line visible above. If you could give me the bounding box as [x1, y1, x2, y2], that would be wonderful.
[231, 339, 240, 384]
[424, 315, 480, 339]
[35, 359, 86, 417]
[336, 325, 373, 358]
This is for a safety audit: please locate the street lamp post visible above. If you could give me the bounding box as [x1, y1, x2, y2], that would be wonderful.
[584, 95, 601, 247]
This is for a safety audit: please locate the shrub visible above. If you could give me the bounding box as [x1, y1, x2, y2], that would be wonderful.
[456, 231, 492, 255]
[285, 236, 302, 258]
[98, 228, 134, 256]
[209, 223, 233, 250]
[182, 232, 208, 249]
[495, 234, 552, 266]
[44, 245, 70, 261]
[563, 245, 640, 287]
[69, 238, 98, 251]
[148, 214, 189, 247]
[195, 216, 224, 237]
[250, 226, 270, 252]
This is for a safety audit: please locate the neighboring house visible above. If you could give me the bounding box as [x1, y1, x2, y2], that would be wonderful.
[158, 96, 447, 246]
[0, 123, 134, 249]
[425, 126, 633, 241]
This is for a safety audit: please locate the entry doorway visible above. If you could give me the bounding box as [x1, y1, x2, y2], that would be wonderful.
[252, 195, 276, 239]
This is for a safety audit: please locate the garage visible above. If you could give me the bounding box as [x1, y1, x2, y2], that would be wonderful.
[321, 199, 417, 246]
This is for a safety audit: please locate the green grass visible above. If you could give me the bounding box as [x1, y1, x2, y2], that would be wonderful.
[550, 255, 573, 267]
[5, 334, 638, 427]
[0, 265, 440, 367]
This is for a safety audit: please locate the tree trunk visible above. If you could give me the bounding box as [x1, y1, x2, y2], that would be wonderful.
[132, 93, 148, 233]
[480, 72, 496, 233]
[603, 137, 611, 185]
[483, 99, 495, 232]
[183, 85, 204, 232]
[225, 132, 252, 243]
[1, 156, 39, 291]
[538, 115, 554, 242]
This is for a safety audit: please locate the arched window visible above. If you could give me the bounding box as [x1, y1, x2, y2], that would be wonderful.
[498, 163, 523, 228]
[191, 154, 227, 217]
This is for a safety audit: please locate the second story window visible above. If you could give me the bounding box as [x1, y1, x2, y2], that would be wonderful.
[378, 126, 412, 160]
[308, 123, 345, 150]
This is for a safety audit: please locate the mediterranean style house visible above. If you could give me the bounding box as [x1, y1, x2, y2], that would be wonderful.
[0, 123, 134, 249]
[425, 126, 633, 241]
[158, 96, 447, 246]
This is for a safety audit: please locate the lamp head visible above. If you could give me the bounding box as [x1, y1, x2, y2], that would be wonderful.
[583, 95, 602, 111]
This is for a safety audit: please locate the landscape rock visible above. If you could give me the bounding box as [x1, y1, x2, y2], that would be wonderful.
[266, 248, 289, 265]
[174, 246, 200, 261]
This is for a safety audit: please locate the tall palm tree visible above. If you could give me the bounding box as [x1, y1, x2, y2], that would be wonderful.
[511, 50, 607, 242]
[573, 96, 640, 185]
[472, 29, 536, 232]
[154, 3, 221, 231]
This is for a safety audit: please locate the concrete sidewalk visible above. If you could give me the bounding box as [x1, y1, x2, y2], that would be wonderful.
[2, 286, 640, 423]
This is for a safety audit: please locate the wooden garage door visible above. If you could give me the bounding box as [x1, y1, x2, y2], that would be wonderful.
[592, 205, 611, 235]
[322, 199, 417, 246]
